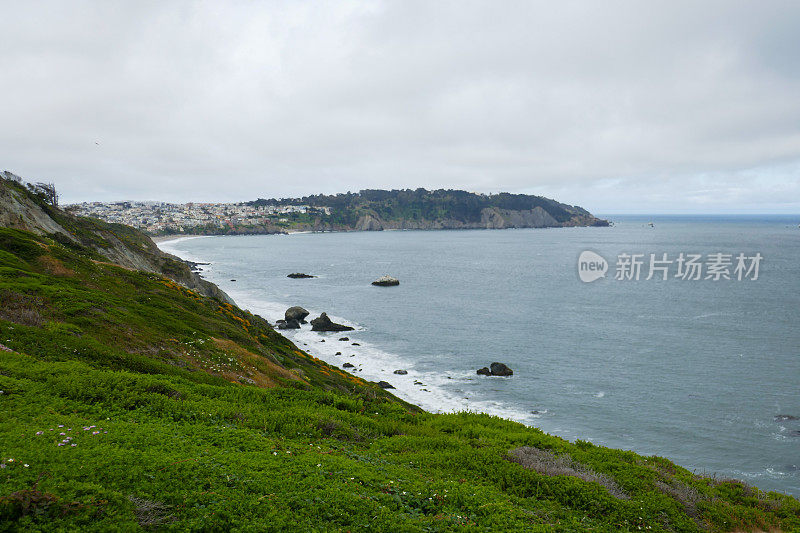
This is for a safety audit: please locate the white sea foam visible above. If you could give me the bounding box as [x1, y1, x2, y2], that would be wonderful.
[201, 284, 536, 424]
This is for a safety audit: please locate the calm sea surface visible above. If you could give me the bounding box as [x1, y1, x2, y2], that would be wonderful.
[161, 215, 800, 495]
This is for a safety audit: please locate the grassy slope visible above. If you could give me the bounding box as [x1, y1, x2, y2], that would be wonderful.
[0, 226, 798, 531]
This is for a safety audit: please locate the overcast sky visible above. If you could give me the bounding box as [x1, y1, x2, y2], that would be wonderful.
[1, 1, 799, 213]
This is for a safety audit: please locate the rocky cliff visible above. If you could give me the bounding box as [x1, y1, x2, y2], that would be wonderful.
[0, 174, 233, 303]
[350, 205, 604, 231]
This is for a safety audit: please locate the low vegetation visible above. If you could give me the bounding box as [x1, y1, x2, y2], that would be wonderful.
[0, 184, 798, 530]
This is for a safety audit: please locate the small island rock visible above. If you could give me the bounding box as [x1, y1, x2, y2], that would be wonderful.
[285, 306, 310, 322]
[393, 369, 408, 375]
[490, 362, 514, 376]
[310, 312, 354, 332]
[287, 273, 315, 278]
[372, 275, 399, 287]
[477, 363, 514, 376]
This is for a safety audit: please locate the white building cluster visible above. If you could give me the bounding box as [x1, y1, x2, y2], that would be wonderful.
[67, 201, 325, 234]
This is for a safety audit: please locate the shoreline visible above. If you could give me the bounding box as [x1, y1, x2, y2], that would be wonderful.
[155, 237, 535, 425]
[147, 223, 612, 244]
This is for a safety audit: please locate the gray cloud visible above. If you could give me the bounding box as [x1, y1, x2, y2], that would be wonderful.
[1, 0, 799, 212]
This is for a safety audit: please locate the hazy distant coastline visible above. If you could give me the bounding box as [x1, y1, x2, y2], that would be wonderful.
[69, 188, 609, 237]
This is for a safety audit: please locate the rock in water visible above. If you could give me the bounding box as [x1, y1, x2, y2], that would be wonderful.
[372, 275, 399, 287]
[342, 362, 355, 369]
[287, 273, 315, 278]
[489, 362, 513, 376]
[277, 319, 301, 330]
[377, 381, 395, 389]
[393, 369, 408, 375]
[477, 363, 514, 376]
[310, 312, 354, 332]
[285, 306, 309, 322]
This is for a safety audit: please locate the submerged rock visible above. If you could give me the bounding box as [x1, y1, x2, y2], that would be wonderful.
[372, 275, 399, 287]
[377, 381, 395, 389]
[287, 273, 315, 278]
[285, 306, 309, 322]
[338, 337, 350, 341]
[393, 369, 408, 375]
[775, 415, 799, 421]
[311, 313, 354, 332]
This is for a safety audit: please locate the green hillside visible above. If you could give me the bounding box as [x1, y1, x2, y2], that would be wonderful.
[249, 188, 609, 230]
[0, 181, 797, 531]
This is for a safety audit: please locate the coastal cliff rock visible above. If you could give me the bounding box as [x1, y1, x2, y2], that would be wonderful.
[0, 173, 234, 304]
[355, 213, 384, 231]
[480, 207, 559, 229]
[0, 177, 75, 239]
[342, 203, 601, 232]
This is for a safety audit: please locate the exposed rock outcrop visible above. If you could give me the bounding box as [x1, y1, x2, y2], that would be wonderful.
[345, 205, 604, 232]
[490, 362, 514, 376]
[477, 362, 514, 376]
[372, 275, 399, 286]
[287, 273, 315, 278]
[310, 313, 354, 332]
[480, 206, 559, 229]
[285, 306, 310, 322]
[354, 212, 384, 231]
[0, 174, 234, 304]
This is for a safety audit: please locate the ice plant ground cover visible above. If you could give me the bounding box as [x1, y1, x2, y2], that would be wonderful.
[0, 224, 799, 531]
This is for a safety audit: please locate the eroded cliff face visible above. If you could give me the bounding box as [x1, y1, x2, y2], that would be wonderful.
[0, 180, 75, 238]
[0, 176, 233, 303]
[350, 205, 598, 231]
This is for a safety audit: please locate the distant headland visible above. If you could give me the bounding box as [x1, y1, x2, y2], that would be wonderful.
[67, 188, 609, 236]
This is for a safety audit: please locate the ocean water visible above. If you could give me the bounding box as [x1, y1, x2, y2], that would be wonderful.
[160, 215, 800, 495]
